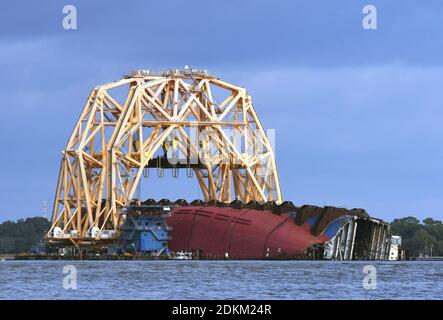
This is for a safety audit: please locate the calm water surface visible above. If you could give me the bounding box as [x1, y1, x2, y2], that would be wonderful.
[0, 260, 441, 299]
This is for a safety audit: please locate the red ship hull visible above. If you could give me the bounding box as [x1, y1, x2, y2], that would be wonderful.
[166, 206, 329, 259]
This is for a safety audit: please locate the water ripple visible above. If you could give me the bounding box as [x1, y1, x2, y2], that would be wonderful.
[0, 260, 441, 300]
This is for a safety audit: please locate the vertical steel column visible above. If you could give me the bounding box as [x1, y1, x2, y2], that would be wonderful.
[378, 225, 386, 260]
[334, 231, 342, 260]
[369, 222, 378, 260]
[330, 235, 338, 260]
[349, 220, 358, 260]
[339, 227, 347, 260]
[374, 224, 381, 260]
[344, 219, 355, 260]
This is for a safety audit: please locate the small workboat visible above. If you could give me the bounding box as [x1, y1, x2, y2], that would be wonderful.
[171, 251, 192, 260]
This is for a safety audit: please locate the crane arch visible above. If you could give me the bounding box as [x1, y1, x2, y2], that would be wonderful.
[47, 69, 282, 242]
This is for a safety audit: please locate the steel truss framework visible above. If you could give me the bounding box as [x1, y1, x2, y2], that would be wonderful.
[47, 69, 282, 243]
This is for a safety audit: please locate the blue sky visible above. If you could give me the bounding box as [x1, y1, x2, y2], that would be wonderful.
[0, 0, 442, 222]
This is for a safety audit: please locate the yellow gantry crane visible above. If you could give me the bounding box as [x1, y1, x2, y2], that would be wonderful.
[46, 69, 282, 246]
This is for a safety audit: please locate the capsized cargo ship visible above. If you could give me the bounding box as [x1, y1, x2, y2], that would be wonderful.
[127, 199, 393, 260]
[43, 69, 398, 260]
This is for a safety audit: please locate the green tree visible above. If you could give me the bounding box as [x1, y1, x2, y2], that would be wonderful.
[391, 216, 422, 239]
[391, 216, 443, 257]
[0, 217, 50, 253]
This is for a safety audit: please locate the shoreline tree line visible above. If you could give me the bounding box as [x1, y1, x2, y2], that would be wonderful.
[0, 216, 442, 256]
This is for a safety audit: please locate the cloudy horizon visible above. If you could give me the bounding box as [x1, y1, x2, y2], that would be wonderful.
[1, 0, 442, 222]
